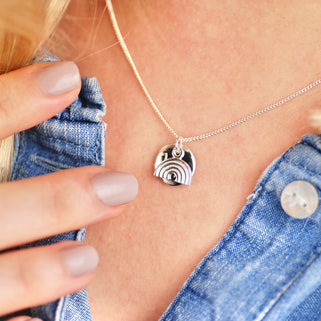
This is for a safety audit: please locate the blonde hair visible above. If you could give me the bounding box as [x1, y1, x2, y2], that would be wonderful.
[0, 0, 70, 182]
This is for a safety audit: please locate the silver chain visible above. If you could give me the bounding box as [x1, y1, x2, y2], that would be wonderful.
[106, 0, 321, 144]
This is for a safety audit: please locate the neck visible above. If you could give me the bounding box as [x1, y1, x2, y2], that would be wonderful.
[66, 0, 264, 49]
[63, 0, 320, 64]
[112, 0, 242, 46]
[61, 0, 321, 124]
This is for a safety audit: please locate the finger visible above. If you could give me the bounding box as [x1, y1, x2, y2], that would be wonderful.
[0, 166, 138, 249]
[6, 317, 42, 321]
[0, 61, 81, 140]
[0, 242, 98, 316]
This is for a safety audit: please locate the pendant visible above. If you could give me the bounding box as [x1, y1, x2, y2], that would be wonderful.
[154, 143, 196, 186]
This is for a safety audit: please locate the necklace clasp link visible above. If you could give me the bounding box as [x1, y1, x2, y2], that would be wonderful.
[173, 137, 184, 157]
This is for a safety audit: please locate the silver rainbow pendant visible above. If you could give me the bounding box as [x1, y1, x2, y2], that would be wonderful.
[154, 144, 196, 186]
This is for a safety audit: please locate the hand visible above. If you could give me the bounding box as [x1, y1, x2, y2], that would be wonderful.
[0, 62, 138, 319]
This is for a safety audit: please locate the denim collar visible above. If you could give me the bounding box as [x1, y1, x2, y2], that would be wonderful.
[160, 134, 321, 321]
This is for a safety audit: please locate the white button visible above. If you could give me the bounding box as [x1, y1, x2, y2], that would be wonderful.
[281, 180, 319, 219]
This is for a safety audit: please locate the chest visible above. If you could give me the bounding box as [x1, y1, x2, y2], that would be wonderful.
[84, 74, 319, 321]
[60, 3, 321, 319]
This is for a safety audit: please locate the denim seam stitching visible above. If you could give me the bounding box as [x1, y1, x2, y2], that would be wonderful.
[283, 156, 321, 177]
[94, 125, 102, 165]
[30, 154, 73, 171]
[187, 286, 216, 314]
[27, 132, 97, 149]
[261, 248, 321, 321]
[251, 242, 321, 321]
[282, 141, 321, 176]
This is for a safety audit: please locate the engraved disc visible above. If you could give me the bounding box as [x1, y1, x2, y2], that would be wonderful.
[154, 144, 196, 186]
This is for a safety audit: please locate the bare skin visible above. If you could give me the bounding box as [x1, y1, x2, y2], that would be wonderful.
[59, 1, 321, 320]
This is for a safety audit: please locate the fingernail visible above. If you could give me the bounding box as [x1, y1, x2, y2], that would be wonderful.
[62, 245, 99, 277]
[36, 61, 80, 95]
[91, 171, 139, 206]
[29, 318, 43, 321]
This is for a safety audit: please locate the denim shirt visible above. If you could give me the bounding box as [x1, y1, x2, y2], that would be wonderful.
[4, 53, 321, 321]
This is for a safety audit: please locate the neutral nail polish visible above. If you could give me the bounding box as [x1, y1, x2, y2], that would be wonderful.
[62, 245, 99, 277]
[91, 171, 139, 206]
[28, 318, 43, 321]
[36, 61, 80, 95]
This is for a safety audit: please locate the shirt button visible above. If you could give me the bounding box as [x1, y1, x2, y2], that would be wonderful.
[281, 180, 319, 219]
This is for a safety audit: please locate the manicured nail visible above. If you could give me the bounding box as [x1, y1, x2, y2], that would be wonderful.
[36, 61, 80, 95]
[62, 245, 99, 277]
[28, 318, 43, 321]
[91, 171, 139, 206]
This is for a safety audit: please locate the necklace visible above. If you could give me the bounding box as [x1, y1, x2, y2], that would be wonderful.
[106, 0, 321, 186]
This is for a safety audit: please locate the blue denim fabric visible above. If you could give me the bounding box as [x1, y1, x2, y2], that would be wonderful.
[159, 134, 321, 321]
[3, 52, 321, 320]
